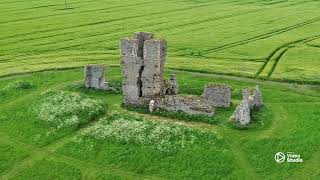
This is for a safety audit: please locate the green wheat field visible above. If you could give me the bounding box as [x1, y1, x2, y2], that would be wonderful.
[0, 0, 319, 179]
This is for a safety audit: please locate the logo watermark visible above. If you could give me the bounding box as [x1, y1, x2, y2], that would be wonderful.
[275, 152, 303, 163]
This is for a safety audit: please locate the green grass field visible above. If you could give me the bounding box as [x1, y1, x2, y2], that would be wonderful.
[0, 68, 319, 179]
[0, 0, 320, 179]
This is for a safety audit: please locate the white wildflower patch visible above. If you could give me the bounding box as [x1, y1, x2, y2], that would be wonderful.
[34, 91, 104, 131]
[83, 114, 211, 153]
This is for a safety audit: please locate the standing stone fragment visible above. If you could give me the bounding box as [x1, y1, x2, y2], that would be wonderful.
[165, 74, 179, 95]
[242, 86, 263, 109]
[84, 65, 108, 90]
[230, 99, 251, 126]
[169, 74, 179, 95]
[202, 84, 232, 107]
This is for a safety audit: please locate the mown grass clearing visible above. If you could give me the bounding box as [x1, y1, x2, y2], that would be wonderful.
[0, 67, 319, 179]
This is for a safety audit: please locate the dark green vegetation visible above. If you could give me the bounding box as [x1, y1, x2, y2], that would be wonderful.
[0, 0, 319, 84]
[0, 68, 319, 179]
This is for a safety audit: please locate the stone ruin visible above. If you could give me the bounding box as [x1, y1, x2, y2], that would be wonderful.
[84, 64, 109, 90]
[120, 32, 165, 105]
[119, 32, 265, 122]
[152, 95, 214, 116]
[230, 99, 251, 126]
[202, 84, 231, 107]
[229, 86, 264, 126]
[242, 86, 263, 109]
[120, 32, 214, 116]
[165, 74, 179, 95]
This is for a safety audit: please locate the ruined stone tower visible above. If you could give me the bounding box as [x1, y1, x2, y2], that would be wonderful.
[84, 65, 108, 90]
[120, 32, 167, 105]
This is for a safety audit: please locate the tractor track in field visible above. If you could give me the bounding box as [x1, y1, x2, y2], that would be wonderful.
[21, 9, 266, 50]
[1, 1, 315, 52]
[0, 0, 307, 45]
[0, 0, 248, 48]
[0, 2, 218, 42]
[0, 0, 96, 15]
[255, 34, 320, 78]
[3, 0, 308, 50]
[13, 8, 271, 53]
[0, 1, 91, 15]
[0, 8, 266, 51]
[202, 16, 320, 54]
[0, 0, 163, 24]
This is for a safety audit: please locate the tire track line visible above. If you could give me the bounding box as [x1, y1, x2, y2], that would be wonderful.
[202, 16, 320, 54]
[0, 2, 239, 49]
[0, 3, 213, 42]
[14, 8, 270, 54]
[0, 0, 161, 24]
[256, 34, 320, 77]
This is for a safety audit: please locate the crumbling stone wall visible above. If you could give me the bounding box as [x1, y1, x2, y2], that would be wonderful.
[84, 65, 108, 90]
[230, 99, 250, 126]
[120, 32, 167, 105]
[152, 95, 214, 116]
[120, 32, 213, 117]
[141, 39, 167, 98]
[242, 86, 263, 109]
[202, 84, 232, 107]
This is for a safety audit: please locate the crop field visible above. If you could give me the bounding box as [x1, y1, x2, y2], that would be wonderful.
[0, 0, 319, 83]
[0, 0, 320, 179]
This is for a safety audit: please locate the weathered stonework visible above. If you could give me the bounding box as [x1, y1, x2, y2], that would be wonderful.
[151, 95, 214, 116]
[165, 74, 179, 95]
[202, 84, 232, 107]
[120, 32, 166, 105]
[84, 65, 108, 90]
[121, 32, 218, 117]
[242, 86, 263, 109]
[230, 99, 251, 126]
[141, 39, 167, 99]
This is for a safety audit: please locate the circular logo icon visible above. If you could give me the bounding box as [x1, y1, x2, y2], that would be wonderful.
[275, 152, 286, 163]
